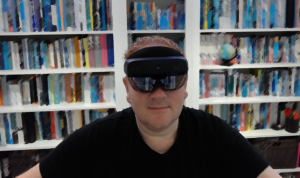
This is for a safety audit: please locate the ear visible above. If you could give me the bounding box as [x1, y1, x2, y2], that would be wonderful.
[123, 77, 131, 103]
[184, 77, 188, 99]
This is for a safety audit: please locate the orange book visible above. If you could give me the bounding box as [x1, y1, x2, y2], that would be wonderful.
[170, 3, 175, 30]
[50, 111, 56, 139]
[74, 37, 81, 68]
[59, 0, 65, 31]
[65, 74, 72, 103]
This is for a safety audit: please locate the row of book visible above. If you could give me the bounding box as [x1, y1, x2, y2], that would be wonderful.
[127, 1, 185, 30]
[200, 33, 300, 65]
[0, 108, 115, 145]
[200, 102, 298, 131]
[0, 34, 114, 70]
[0, 73, 115, 107]
[200, 0, 299, 29]
[200, 68, 297, 98]
[0, 0, 112, 32]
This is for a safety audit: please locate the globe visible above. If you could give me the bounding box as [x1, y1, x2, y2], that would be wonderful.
[220, 44, 236, 60]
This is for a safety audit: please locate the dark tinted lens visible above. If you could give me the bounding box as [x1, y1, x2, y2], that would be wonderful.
[129, 75, 186, 92]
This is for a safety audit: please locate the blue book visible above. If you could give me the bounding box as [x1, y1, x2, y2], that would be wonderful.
[252, 0, 256, 28]
[31, 0, 41, 32]
[230, 0, 236, 28]
[234, 104, 241, 130]
[98, 111, 104, 119]
[62, 0, 67, 31]
[289, 35, 295, 63]
[136, 2, 142, 30]
[263, 103, 267, 129]
[213, 0, 219, 29]
[40, 41, 47, 68]
[85, 0, 91, 31]
[53, 74, 60, 104]
[160, 9, 170, 30]
[207, 1, 212, 29]
[56, 0, 61, 31]
[146, 2, 151, 29]
[200, 0, 204, 29]
[35, 112, 43, 140]
[243, 0, 247, 28]
[129, 2, 135, 30]
[28, 39, 34, 69]
[43, 0, 52, 32]
[177, 0, 184, 30]
[47, 74, 52, 105]
[63, 40, 69, 68]
[19, 0, 29, 32]
[262, 0, 267, 28]
[33, 41, 39, 69]
[270, 0, 274, 28]
[4, 114, 13, 144]
[92, 111, 96, 121]
[106, 34, 114, 67]
[90, 75, 98, 103]
[101, 0, 107, 31]
[8, 0, 18, 32]
[2, 42, 9, 70]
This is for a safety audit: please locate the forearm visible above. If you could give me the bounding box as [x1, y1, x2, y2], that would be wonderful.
[16, 163, 42, 178]
[257, 166, 282, 178]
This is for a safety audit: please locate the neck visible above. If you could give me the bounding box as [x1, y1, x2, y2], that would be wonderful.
[136, 116, 179, 154]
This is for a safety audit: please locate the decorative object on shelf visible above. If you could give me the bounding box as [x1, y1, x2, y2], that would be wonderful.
[219, 44, 237, 66]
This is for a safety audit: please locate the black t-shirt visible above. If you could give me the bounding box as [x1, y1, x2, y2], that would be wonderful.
[40, 107, 269, 178]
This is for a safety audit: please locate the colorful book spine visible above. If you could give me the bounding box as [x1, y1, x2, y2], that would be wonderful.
[101, 0, 107, 30]
[80, 0, 87, 31]
[90, 75, 98, 103]
[85, 0, 91, 31]
[230, 0, 236, 28]
[170, 3, 175, 30]
[33, 41, 39, 69]
[56, 0, 61, 31]
[93, 0, 100, 31]
[7, 0, 18, 32]
[74, 37, 81, 68]
[63, 39, 69, 68]
[59, 0, 64, 31]
[89, 0, 93, 31]
[98, 75, 104, 102]
[0, 0, 4, 32]
[100, 34, 108, 67]
[94, 35, 102, 68]
[106, 34, 114, 67]
[73, 0, 80, 31]
[136, 2, 142, 30]
[31, 0, 41, 32]
[83, 37, 90, 68]
[2, 0, 9, 32]
[88, 35, 95, 68]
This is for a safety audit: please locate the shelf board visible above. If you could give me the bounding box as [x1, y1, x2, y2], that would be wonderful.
[241, 129, 300, 139]
[0, 102, 116, 113]
[199, 96, 300, 104]
[0, 67, 115, 75]
[128, 30, 185, 34]
[200, 28, 300, 33]
[0, 31, 113, 36]
[0, 140, 62, 151]
[200, 63, 299, 70]
[275, 168, 300, 173]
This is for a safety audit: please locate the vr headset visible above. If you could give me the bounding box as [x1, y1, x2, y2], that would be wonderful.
[124, 46, 188, 93]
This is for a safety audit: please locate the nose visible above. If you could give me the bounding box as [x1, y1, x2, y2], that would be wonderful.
[150, 87, 167, 99]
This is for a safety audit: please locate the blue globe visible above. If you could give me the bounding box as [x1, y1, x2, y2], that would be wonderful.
[220, 44, 236, 60]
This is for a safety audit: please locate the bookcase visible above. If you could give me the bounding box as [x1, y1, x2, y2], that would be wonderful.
[1, 0, 299, 174]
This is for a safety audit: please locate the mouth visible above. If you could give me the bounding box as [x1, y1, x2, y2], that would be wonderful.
[148, 106, 169, 110]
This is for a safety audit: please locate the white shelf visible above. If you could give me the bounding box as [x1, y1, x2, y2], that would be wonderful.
[0, 67, 115, 75]
[0, 31, 113, 36]
[199, 96, 300, 105]
[241, 129, 300, 139]
[0, 102, 116, 113]
[275, 168, 300, 173]
[200, 63, 300, 70]
[0, 140, 62, 151]
[128, 30, 185, 34]
[200, 28, 300, 33]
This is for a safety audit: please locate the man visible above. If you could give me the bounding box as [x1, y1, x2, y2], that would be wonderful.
[18, 36, 281, 178]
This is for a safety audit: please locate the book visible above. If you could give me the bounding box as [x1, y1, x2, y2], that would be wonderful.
[94, 35, 102, 68]
[80, 0, 87, 31]
[85, 0, 92, 31]
[74, 37, 81, 68]
[75, 73, 82, 102]
[73, 0, 80, 31]
[83, 37, 90, 68]
[106, 34, 114, 67]
[93, 0, 100, 31]
[22, 112, 36, 143]
[88, 35, 96, 67]
[100, 0, 107, 30]
[100, 34, 108, 67]
[49, 111, 56, 139]
[65, 73, 72, 103]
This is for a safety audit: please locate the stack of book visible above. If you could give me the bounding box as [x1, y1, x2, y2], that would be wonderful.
[200, 0, 300, 29]
[0, 0, 112, 32]
[0, 108, 115, 145]
[127, 0, 185, 30]
[0, 34, 114, 70]
[200, 102, 298, 132]
[200, 68, 294, 98]
[0, 72, 115, 106]
[200, 33, 300, 65]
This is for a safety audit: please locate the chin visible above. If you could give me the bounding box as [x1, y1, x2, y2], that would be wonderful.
[147, 116, 176, 130]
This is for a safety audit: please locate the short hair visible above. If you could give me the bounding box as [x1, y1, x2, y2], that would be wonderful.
[124, 36, 185, 60]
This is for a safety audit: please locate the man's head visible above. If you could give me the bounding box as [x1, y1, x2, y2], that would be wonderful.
[123, 36, 188, 132]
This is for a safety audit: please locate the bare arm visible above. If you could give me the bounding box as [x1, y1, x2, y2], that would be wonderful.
[257, 166, 282, 178]
[16, 163, 42, 178]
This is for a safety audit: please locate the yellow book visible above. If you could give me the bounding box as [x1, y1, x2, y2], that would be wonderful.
[89, 0, 94, 31]
[203, 0, 208, 29]
[72, 73, 76, 103]
[74, 37, 81, 68]
[83, 38, 90, 68]
[50, 74, 55, 105]
[59, 0, 64, 31]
